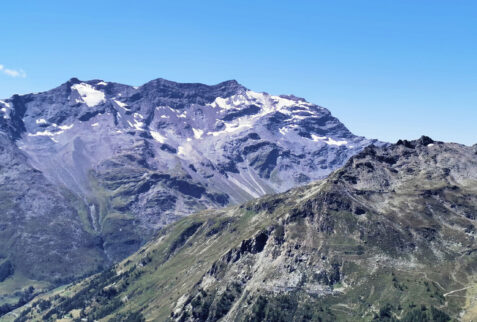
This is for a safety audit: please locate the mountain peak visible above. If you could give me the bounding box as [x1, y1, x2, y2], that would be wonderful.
[215, 79, 243, 87]
[49, 77, 246, 100]
[417, 135, 435, 146]
[139, 77, 247, 96]
[395, 135, 438, 149]
[67, 77, 81, 84]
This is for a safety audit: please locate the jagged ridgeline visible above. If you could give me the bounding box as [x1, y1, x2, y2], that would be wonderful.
[14, 137, 477, 321]
[0, 77, 379, 303]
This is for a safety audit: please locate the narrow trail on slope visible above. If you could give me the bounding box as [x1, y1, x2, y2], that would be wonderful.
[443, 286, 471, 297]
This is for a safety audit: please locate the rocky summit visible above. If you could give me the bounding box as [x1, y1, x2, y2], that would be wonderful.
[13, 137, 477, 321]
[0, 78, 378, 303]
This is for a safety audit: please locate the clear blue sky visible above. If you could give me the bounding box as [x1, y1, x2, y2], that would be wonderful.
[1, 1, 476, 145]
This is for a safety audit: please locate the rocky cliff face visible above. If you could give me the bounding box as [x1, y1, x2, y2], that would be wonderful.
[17, 137, 477, 321]
[0, 78, 378, 300]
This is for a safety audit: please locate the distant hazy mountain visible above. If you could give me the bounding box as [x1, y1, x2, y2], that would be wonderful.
[0, 78, 379, 300]
[17, 137, 477, 321]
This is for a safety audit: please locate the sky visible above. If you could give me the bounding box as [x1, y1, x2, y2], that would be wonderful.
[1, 1, 476, 145]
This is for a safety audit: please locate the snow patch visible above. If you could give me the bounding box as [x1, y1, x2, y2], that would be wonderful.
[279, 127, 289, 135]
[113, 99, 128, 109]
[211, 91, 294, 120]
[326, 138, 348, 146]
[28, 130, 64, 137]
[91, 122, 99, 127]
[58, 124, 74, 130]
[192, 128, 204, 139]
[0, 100, 11, 108]
[71, 83, 106, 107]
[245, 90, 266, 102]
[311, 134, 327, 141]
[133, 119, 145, 131]
[290, 114, 308, 120]
[0, 100, 12, 119]
[36, 119, 48, 125]
[96, 81, 108, 86]
[126, 118, 145, 131]
[211, 97, 234, 110]
[311, 134, 348, 146]
[177, 146, 186, 156]
[150, 131, 166, 143]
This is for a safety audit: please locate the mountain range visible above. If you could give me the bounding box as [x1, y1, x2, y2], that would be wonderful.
[0, 78, 379, 306]
[11, 136, 477, 321]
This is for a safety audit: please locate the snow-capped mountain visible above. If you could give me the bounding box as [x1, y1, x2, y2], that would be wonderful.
[5, 78, 377, 198]
[0, 78, 380, 292]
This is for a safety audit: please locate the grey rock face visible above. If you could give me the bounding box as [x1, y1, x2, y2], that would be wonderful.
[0, 78, 379, 291]
[0, 133, 106, 285]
